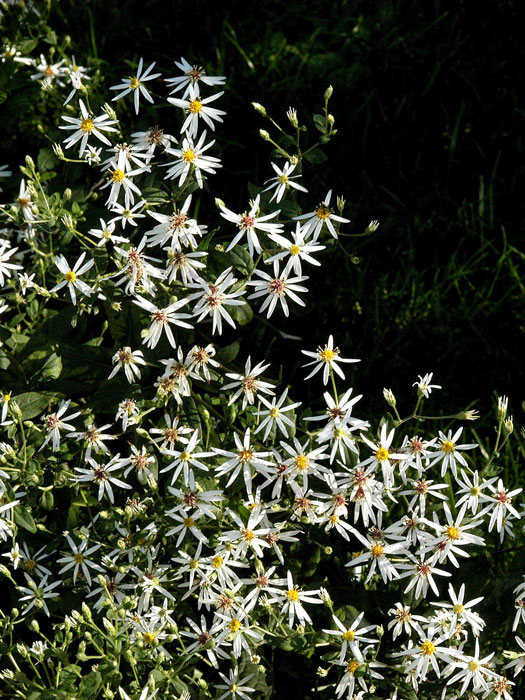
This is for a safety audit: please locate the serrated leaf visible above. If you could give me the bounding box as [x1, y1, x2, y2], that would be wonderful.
[14, 506, 37, 533]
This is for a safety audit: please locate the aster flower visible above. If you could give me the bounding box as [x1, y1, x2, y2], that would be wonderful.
[322, 611, 378, 663]
[73, 455, 131, 504]
[146, 195, 206, 249]
[222, 356, 275, 409]
[59, 99, 118, 157]
[186, 267, 246, 335]
[56, 535, 104, 586]
[50, 252, 95, 305]
[219, 194, 283, 258]
[247, 260, 308, 318]
[430, 427, 478, 478]
[268, 570, 323, 628]
[163, 131, 221, 187]
[262, 160, 308, 203]
[0, 239, 23, 286]
[413, 372, 442, 398]
[17, 574, 62, 617]
[294, 189, 350, 239]
[302, 334, 360, 385]
[108, 347, 146, 383]
[110, 58, 162, 114]
[166, 57, 226, 98]
[215, 668, 255, 700]
[133, 295, 193, 349]
[168, 84, 225, 137]
[266, 222, 325, 275]
[39, 400, 81, 452]
[253, 388, 301, 441]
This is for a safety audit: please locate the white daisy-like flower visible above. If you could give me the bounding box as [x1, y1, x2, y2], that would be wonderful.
[146, 195, 205, 249]
[39, 400, 81, 452]
[413, 372, 442, 398]
[89, 218, 128, 247]
[56, 535, 104, 586]
[322, 611, 378, 663]
[301, 334, 360, 385]
[215, 667, 255, 700]
[168, 84, 225, 137]
[0, 239, 23, 287]
[109, 347, 146, 383]
[247, 259, 308, 318]
[110, 58, 162, 114]
[268, 570, 323, 628]
[50, 252, 95, 305]
[17, 574, 62, 617]
[222, 356, 275, 409]
[219, 194, 283, 258]
[294, 189, 350, 239]
[166, 57, 226, 98]
[430, 427, 478, 478]
[73, 455, 131, 504]
[16, 178, 35, 222]
[163, 131, 221, 187]
[109, 200, 147, 228]
[186, 267, 246, 335]
[133, 295, 193, 349]
[266, 222, 325, 275]
[59, 99, 118, 157]
[132, 125, 175, 153]
[30, 54, 66, 84]
[262, 160, 308, 203]
[253, 388, 301, 441]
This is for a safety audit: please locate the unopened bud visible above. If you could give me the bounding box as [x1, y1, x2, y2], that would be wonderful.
[252, 102, 267, 115]
[52, 144, 65, 160]
[324, 546, 333, 555]
[376, 625, 384, 638]
[504, 416, 514, 435]
[319, 587, 332, 605]
[25, 155, 35, 169]
[324, 85, 333, 101]
[383, 388, 396, 407]
[214, 197, 225, 209]
[317, 667, 329, 677]
[286, 107, 298, 128]
[259, 129, 271, 141]
[63, 188, 72, 201]
[456, 409, 479, 421]
[366, 220, 380, 233]
[336, 196, 346, 213]
[327, 114, 335, 126]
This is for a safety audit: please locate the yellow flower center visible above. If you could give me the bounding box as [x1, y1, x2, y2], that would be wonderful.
[103, 228, 112, 239]
[294, 454, 309, 471]
[143, 632, 155, 645]
[290, 244, 301, 255]
[287, 589, 300, 602]
[469, 660, 479, 671]
[347, 660, 360, 674]
[269, 407, 280, 418]
[441, 440, 455, 453]
[228, 619, 241, 632]
[375, 447, 390, 462]
[318, 347, 336, 363]
[420, 640, 435, 656]
[73, 553, 84, 563]
[453, 603, 464, 614]
[371, 544, 384, 558]
[239, 449, 253, 463]
[80, 117, 93, 132]
[183, 149, 196, 162]
[189, 99, 202, 113]
[65, 270, 77, 283]
[229, 684, 238, 692]
[111, 169, 125, 183]
[446, 525, 460, 540]
[334, 428, 346, 439]
[183, 517, 194, 528]
[212, 555, 223, 568]
[343, 629, 355, 641]
[180, 451, 190, 461]
[189, 559, 199, 569]
[329, 514, 339, 524]
[277, 174, 289, 184]
[470, 486, 480, 496]
[316, 204, 331, 220]
[130, 77, 140, 89]
[242, 529, 255, 542]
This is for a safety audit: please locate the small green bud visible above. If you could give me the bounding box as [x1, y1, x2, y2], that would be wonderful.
[63, 188, 72, 200]
[259, 129, 271, 141]
[324, 85, 333, 101]
[25, 155, 35, 169]
[383, 388, 396, 407]
[252, 102, 267, 116]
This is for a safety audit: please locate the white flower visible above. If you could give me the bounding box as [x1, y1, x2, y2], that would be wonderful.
[387, 603, 426, 640]
[215, 668, 255, 700]
[397, 555, 452, 599]
[429, 583, 485, 638]
[186, 267, 246, 335]
[358, 424, 406, 487]
[166, 57, 226, 98]
[89, 218, 128, 247]
[396, 631, 463, 681]
[31, 54, 66, 84]
[103, 150, 148, 206]
[16, 179, 35, 222]
[268, 570, 322, 628]
[254, 388, 301, 441]
[59, 99, 118, 157]
[18, 272, 35, 294]
[146, 195, 206, 249]
[50, 252, 95, 305]
[302, 334, 360, 385]
[481, 478, 522, 533]
[112, 237, 165, 295]
[430, 427, 478, 478]
[132, 126, 175, 153]
[266, 222, 325, 275]
[222, 356, 275, 409]
[0, 239, 23, 286]
[446, 638, 498, 694]
[17, 575, 62, 617]
[262, 160, 308, 203]
[39, 400, 81, 452]
[110, 58, 162, 114]
[67, 422, 116, 460]
[56, 535, 104, 586]
[163, 131, 221, 187]
[109, 347, 146, 383]
[73, 455, 131, 504]
[219, 194, 283, 258]
[294, 189, 350, 239]
[413, 372, 442, 398]
[247, 259, 308, 318]
[168, 84, 225, 137]
[133, 295, 193, 348]
[322, 611, 378, 663]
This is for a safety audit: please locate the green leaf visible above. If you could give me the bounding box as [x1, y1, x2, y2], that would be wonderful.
[79, 671, 102, 698]
[216, 340, 240, 364]
[304, 148, 327, 164]
[14, 506, 37, 533]
[14, 392, 55, 419]
[230, 301, 253, 326]
[227, 246, 255, 276]
[37, 148, 56, 173]
[35, 352, 63, 381]
[313, 113, 327, 133]
[143, 186, 170, 205]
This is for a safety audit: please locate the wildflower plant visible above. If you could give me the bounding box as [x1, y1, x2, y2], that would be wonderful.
[0, 10, 523, 700]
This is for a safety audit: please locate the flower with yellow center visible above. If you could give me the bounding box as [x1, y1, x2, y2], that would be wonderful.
[420, 640, 435, 656]
[287, 589, 300, 602]
[347, 660, 360, 674]
[228, 618, 241, 632]
[294, 454, 309, 471]
[183, 517, 194, 528]
[290, 244, 301, 255]
[130, 77, 140, 89]
[441, 440, 455, 453]
[446, 525, 460, 540]
[189, 99, 203, 113]
[375, 447, 390, 462]
[371, 544, 384, 558]
[80, 118, 93, 132]
[183, 148, 196, 162]
[65, 270, 77, 283]
[343, 629, 355, 641]
[143, 632, 156, 645]
[212, 555, 224, 568]
[111, 168, 125, 183]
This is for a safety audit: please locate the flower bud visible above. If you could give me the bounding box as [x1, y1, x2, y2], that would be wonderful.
[456, 409, 479, 421]
[504, 416, 514, 435]
[336, 196, 346, 212]
[383, 388, 396, 407]
[25, 155, 35, 169]
[324, 85, 333, 101]
[63, 188, 72, 200]
[366, 220, 380, 233]
[259, 129, 271, 141]
[497, 395, 508, 421]
[286, 108, 298, 128]
[252, 102, 267, 115]
[327, 114, 335, 126]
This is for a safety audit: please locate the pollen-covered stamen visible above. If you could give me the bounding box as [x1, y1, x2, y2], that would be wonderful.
[269, 406, 280, 418]
[179, 450, 191, 462]
[242, 528, 255, 542]
[277, 174, 289, 184]
[163, 427, 180, 444]
[130, 451, 151, 470]
[189, 99, 202, 114]
[290, 244, 301, 255]
[315, 204, 332, 220]
[495, 490, 508, 503]
[130, 77, 140, 89]
[152, 309, 168, 325]
[111, 169, 125, 183]
[371, 544, 384, 558]
[265, 531, 279, 545]
[453, 603, 464, 614]
[183, 491, 198, 508]
[183, 516, 194, 528]
[446, 525, 460, 540]
[334, 494, 346, 507]
[143, 632, 155, 645]
[416, 562, 431, 576]
[80, 117, 93, 132]
[147, 126, 165, 145]
[346, 660, 360, 674]
[159, 377, 177, 394]
[242, 376, 260, 394]
[73, 553, 84, 564]
[239, 214, 256, 230]
[238, 449, 253, 463]
[44, 414, 60, 430]
[84, 427, 100, 444]
[183, 149, 196, 162]
[65, 270, 77, 283]
[414, 480, 429, 495]
[286, 588, 300, 602]
[375, 447, 390, 462]
[468, 660, 479, 671]
[228, 618, 241, 632]
[93, 466, 108, 483]
[410, 437, 424, 453]
[395, 608, 411, 622]
[255, 574, 269, 588]
[18, 197, 30, 207]
[441, 440, 455, 453]
[268, 277, 287, 296]
[317, 345, 339, 363]
[169, 212, 189, 230]
[343, 629, 355, 641]
[294, 495, 311, 512]
[188, 66, 205, 82]
[294, 454, 309, 471]
[118, 349, 133, 365]
[419, 640, 436, 656]
[328, 514, 339, 524]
